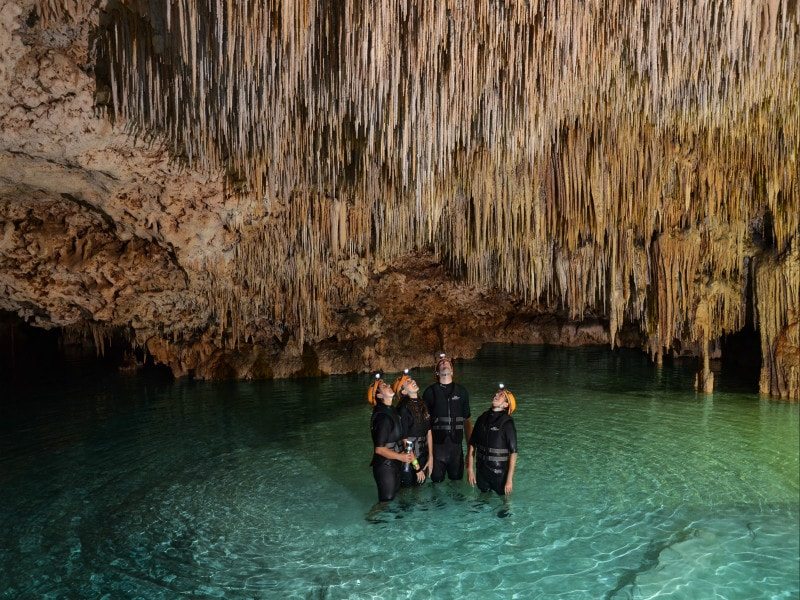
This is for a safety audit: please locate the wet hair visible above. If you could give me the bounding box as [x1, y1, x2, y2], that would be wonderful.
[391, 370, 412, 396]
[403, 394, 430, 425]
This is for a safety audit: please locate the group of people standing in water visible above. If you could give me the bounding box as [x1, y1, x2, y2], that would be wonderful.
[367, 353, 518, 503]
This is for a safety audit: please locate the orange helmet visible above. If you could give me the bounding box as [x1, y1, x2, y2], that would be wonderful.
[392, 369, 412, 395]
[497, 383, 517, 415]
[367, 373, 385, 406]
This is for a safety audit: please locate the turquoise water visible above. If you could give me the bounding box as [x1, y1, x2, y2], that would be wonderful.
[1, 345, 798, 599]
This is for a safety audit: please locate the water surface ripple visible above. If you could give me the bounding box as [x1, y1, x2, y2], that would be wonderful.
[1, 346, 798, 599]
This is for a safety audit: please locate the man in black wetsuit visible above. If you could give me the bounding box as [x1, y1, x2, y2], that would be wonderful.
[422, 353, 472, 483]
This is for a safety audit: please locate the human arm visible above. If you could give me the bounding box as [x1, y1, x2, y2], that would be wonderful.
[504, 419, 518, 495]
[422, 386, 434, 414]
[462, 387, 473, 441]
[466, 416, 477, 486]
[504, 453, 517, 494]
[375, 446, 415, 462]
[424, 429, 434, 476]
[372, 412, 415, 463]
[466, 443, 476, 486]
[397, 403, 412, 437]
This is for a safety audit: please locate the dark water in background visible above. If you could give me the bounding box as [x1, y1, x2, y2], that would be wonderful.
[1, 345, 798, 599]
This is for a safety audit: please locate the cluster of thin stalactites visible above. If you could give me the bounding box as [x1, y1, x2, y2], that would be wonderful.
[39, 0, 799, 396]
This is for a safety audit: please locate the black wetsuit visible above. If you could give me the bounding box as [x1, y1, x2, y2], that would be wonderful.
[469, 409, 518, 496]
[370, 404, 403, 501]
[397, 396, 431, 487]
[423, 382, 470, 482]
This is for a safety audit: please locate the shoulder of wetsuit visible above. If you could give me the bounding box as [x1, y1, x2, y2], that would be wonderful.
[470, 411, 489, 443]
[374, 405, 401, 429]
[437, 382, 456, 397]
[386, 404, 402, 422]
[494, 412, 513, 431]
[481, 410, 508, 428]
[372, 404, 391, 421]
[412, 397, 428, 412]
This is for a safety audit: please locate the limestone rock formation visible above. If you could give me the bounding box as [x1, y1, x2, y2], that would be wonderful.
[1, 0, 798, 397]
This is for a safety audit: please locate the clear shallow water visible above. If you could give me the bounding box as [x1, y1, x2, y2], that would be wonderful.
[1, 345, 798, 599]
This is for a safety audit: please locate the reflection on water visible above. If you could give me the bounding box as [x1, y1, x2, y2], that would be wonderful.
[1, 345, 798, 599]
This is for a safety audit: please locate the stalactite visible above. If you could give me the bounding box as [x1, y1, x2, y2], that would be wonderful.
[91, 0, 799, 396]
[754, 241, 800, 399]
[61, 321, 126, 358]
[37, 0, 85, 24]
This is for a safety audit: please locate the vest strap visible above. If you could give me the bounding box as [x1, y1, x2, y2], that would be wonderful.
[476, 446, 509, 462]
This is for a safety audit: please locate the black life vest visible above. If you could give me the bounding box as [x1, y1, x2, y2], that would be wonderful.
[398, 397, 430, 456]
[370, 404, 402, 455]
[473, 410, 512, 469]
[428, 383, 468, 444]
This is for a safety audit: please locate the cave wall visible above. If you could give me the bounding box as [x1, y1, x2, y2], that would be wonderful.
[1, 1, 798, 397]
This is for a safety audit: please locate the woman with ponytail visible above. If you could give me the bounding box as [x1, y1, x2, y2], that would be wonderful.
[392, 369, 433, 486]
[367, 374, 416, 502]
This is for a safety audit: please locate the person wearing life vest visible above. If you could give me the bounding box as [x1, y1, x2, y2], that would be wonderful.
[393, 369, 433, 486]
[422, 353, 472, 483]
[368, 374, 416, 502]
[467, 384, 518, 496]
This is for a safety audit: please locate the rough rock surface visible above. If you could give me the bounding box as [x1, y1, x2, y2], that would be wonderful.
[143, 254, 628, 379]
[0, 1, 229, 343]
[1, 1, 797, 398]
[0, 2, 617, 381]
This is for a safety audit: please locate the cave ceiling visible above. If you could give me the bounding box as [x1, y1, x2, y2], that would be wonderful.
[0, 0, 797, 396]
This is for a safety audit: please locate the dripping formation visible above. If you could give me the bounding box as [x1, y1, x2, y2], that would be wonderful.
[12, 0, 800, 397]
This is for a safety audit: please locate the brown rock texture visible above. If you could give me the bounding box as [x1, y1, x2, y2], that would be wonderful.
[1, 1, 798, 398]
[1, 0, 230, 345]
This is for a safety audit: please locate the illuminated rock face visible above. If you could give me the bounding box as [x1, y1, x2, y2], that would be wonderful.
[1, 1, 797, 397]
